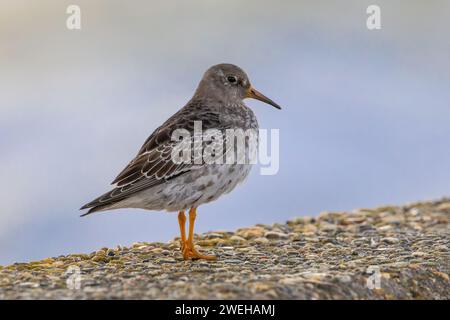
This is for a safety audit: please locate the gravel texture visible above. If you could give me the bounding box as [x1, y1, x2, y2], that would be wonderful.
[1, 199, 449, 299]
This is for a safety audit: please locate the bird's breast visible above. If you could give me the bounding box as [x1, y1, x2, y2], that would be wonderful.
[218, 102, 259, 130]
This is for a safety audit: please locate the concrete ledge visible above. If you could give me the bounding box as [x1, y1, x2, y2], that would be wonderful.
[1, 199, 449, 299]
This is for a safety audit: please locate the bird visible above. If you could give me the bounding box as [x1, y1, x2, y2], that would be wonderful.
[80, 63, 281, 260]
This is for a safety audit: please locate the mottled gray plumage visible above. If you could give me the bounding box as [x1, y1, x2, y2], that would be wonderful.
[81, 63, 280, 215]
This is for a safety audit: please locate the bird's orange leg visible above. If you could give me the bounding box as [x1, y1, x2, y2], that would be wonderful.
[181, 208, 216, 260]
[178, 211, 187, 253]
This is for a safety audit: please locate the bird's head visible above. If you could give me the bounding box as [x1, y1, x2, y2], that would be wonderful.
[194, 63, 281, 110]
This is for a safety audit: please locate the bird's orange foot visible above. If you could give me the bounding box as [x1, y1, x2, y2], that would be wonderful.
[181, 241, 216, 261]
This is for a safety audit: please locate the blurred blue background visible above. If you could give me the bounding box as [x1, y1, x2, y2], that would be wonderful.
[1, 0, 449, 265]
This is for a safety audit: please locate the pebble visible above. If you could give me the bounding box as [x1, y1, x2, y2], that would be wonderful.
[250, 237, 268, 244]
[264, 231, 288, 240]
[411, 251, 427, 257]
[157, 258, 177, 264]
[18, 282, 40, 288]
[223, 259, 242, 264]
[236, 227, 265, 239]
[381, 237, 400, 244]
[229, 235, 247, 244]
[220, 246, 235, 250]
[205, 233, 224, 239]
[319, 222, 338, 231]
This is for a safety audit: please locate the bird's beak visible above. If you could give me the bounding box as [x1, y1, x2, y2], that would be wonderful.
[246, 86, 282, 110]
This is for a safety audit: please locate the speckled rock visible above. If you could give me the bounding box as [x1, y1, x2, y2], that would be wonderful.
[0, 198, 449, 299]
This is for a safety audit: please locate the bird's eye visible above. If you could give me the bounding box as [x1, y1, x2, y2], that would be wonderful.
[227, 76, 238, 84]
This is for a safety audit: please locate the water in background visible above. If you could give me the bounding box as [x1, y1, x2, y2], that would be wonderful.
[1, 0, 449, 264]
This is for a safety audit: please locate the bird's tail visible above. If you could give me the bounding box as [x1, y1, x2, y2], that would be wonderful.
[79, 190, 117, 216]
[79, 203, 111, 217]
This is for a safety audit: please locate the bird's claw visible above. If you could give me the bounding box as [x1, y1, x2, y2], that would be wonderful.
[180, 241, 216, 261]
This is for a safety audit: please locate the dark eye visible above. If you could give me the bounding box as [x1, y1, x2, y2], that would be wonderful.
[227, 75, 238, 84]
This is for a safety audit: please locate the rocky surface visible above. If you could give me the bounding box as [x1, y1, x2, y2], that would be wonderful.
[0, 199, 449, 299]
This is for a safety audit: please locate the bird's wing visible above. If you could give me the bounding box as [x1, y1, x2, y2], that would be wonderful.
[80, 141, 200, 212]
[111, 125, 176, 185]
[111, 128, 233, 190]
[81, 104, 233, 213]
[111, 103, 222, 183]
